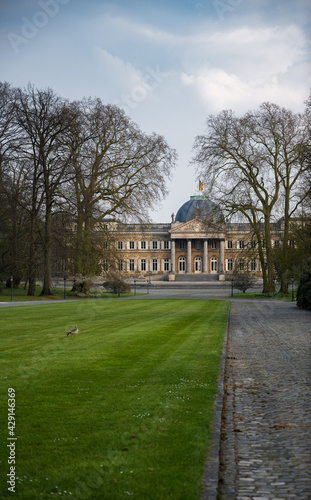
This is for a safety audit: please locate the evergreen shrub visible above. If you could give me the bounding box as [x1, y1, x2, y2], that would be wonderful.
[296, 272, 311, 310]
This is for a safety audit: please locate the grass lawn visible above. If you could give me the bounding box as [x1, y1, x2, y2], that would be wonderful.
[0, 299, 229, 499]
[232, 290, 296, 301]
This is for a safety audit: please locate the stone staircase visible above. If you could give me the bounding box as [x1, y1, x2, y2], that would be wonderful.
[174, 274, 219, 282]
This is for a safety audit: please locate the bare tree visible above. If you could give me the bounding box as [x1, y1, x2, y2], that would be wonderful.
[265, 103, 309, 290]
[0, 84, 177, 287]
[192, 102, 309, 292]
[0, 83, 18, 172]
[232, 269, 257, 294]
[64, 98, 177, 275]
[14, 85, 73, 295]
[0, 83, 14, 280]
[0, 82, 28, 282]
[303, 93, 311, 208]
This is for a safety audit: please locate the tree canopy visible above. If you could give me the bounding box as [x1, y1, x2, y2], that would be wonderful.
[0, 83, 177, 294]
[192, 101, 310, 292]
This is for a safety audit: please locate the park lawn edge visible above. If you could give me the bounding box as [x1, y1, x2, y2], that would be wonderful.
[232, 291, 296, 301]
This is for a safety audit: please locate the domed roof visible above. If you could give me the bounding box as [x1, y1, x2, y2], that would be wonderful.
[175, 196, 223, 223]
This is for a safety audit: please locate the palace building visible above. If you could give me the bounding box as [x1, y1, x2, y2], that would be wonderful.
[104, 196, 285, 281]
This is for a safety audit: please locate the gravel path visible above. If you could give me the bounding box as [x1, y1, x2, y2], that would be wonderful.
[220, 301, 311, 500]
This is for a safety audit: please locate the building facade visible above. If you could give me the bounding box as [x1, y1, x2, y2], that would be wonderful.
[105, 196, 284, 280]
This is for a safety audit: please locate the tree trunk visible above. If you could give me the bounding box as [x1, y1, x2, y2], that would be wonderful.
[248, 218, 269, 294]
[280, 243, 289, 293]
[257, 240, 268, 293]
[74, 189, 97, 276]
[11, 205, 18, 278]
[27, 210, 37, 296]
[280, 185, 291, 293]
[74, 198, 85, 274]
[41, 196, 53, 296]
[263, 211, 274, 293]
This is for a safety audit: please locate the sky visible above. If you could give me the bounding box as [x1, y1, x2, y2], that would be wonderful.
[0, 0, 310, 222]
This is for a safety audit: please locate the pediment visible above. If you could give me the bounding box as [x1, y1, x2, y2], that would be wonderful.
[171, 218, 206, 234]
[170, 218, 225, 239]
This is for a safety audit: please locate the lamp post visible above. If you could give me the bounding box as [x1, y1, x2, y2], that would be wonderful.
[291, 275, 294, 302]
[231, 278, 234, 298]
[64, 275, 67, 299]
[118, 277, 121, 298]
[10, 275, 13, 302]
[134, 279, 136, 296]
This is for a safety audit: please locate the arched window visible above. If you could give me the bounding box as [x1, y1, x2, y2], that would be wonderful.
[179, 257, 186, 272]
[211, 257, 218, 272]
[194, 256, 202, 272]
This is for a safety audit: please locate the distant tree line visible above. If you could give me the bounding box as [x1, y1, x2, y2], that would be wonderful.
[192, 98, 311, 293]
[0, 82, 177, 295]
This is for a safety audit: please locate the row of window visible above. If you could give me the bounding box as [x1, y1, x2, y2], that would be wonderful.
[103, 257, 259, 273]
[118, 241, 170, 250]
[116, 239, 288, 250]
[175, 257, 258, 272]
[117, 240, 222, 250]
[228, 240, 293, 249]
[117, 240, 245, 250]
[227, 258, 257, 271]
[227, 240, 261, 249]
[103, 259, 170, 272]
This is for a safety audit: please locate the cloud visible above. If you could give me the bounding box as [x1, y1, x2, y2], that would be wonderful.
[91, 13, 310, 90]
[94, 47, 142, 93]
[178, 24, 310, 112]
[206, 24, 308, 75]
[0, 0, 310, 222]
[181, 67, 305, 114]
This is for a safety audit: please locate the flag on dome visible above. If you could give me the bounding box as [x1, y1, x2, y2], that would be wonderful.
[199, 180, 203, 192]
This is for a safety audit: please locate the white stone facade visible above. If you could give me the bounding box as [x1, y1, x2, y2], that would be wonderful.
[103, 197, 284, 281]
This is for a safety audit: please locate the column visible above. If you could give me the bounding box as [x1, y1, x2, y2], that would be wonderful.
[187, 239, 192, 273]
[220, 239, 225, 274]
[171, 239, 176, 273]
[203, 239, 208, 273]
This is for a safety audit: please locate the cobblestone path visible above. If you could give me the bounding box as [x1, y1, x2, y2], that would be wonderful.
[220, 300, 311, 500]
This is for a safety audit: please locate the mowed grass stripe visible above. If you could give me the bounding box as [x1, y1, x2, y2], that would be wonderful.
[0, 299, 229, 499]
